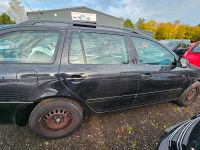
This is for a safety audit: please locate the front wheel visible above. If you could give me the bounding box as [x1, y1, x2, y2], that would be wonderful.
[28, 98, 83, 139]
[176, 82, 200, 106]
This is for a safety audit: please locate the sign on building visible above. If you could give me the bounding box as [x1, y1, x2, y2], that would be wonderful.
[71, 12, 96, 22]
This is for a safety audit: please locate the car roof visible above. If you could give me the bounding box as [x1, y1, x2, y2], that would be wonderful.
[1, 20, 149, 37]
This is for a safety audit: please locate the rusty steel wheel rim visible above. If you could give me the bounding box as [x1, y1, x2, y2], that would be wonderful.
[41, 109, 73, 130]
[186, 88, 198, 101]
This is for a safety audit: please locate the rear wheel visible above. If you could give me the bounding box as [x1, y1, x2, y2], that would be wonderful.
[28, 98, 83, 139]
[176, 82, 200, 106]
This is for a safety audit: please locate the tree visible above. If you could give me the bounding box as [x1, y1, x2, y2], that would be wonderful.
[7, 0, 28, 23]
[136, 18, 145, 29]
[154, 23, 176, 40]
[186, 26, 200, 42]
[143, 20, 157, 32]
[0, 13, 15, 24]
[174, 20, 181, 26]
[124, 19, 135, 28]
[175, 25, 189, 39]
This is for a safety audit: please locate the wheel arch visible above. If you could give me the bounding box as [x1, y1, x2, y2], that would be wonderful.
[14, 95, 93, 126]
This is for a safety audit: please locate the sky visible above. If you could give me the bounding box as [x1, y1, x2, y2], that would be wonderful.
[0, 0, 199, 25]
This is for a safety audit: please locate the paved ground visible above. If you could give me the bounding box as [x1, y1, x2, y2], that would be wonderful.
[1, 98, 200, 150]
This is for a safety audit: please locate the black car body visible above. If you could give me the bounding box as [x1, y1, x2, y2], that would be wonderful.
[160, 39, 191, 57]
[0, 20, 199, 138]
[158, 114, 200, 150]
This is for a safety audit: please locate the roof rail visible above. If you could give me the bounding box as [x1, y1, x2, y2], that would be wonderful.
[18, 20, 69, 27]
[19, 20, 146, 35]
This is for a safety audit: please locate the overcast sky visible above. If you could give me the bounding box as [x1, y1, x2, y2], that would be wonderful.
[0, 0, 199, 25]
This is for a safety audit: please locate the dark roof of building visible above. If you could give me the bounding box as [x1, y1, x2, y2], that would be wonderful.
[27, 6, 124, 21]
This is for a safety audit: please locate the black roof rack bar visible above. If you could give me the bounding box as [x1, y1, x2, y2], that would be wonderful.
[18, 20, 66, 25]
[18, 20, 69, 26]
[18, 20, 143, 34]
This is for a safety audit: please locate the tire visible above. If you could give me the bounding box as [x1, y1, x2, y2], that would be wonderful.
[176, 82, 200, 106]
[28, 98, 83, 139]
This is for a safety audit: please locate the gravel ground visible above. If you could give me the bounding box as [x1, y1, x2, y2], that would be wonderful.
[1, 98, 200, 150]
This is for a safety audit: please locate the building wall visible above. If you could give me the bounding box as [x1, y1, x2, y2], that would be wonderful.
[27, 8, 124, 28]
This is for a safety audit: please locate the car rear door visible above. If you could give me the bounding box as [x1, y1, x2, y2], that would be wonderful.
[0, 26, 65, 123]
[59, 28, 139, 113]
[130, 35, 190, 105]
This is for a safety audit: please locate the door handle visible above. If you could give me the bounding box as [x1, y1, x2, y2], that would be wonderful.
[120, 71, 137, 75]
[59, 73, 84, 83]
[66, 76, 84, 81]
[140, 73, 152, 80]
[65, 74, 84, 83]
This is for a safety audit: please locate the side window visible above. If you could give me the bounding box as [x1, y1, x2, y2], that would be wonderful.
[69, 32, 85, 64]
[132, 37, 175, 65]
[0, 31, 59, 63]
[69, 32, 128, 64]
[192, 44, 200, 53]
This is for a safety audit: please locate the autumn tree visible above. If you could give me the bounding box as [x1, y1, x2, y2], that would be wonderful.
[132, 18, 200, 42]
[143, 20, 157, 32]
[193, 26, 200, 42]
[175, 25, 189, 39]
[0, 13, 15, 24]
[136, 18, 145, 29]
[174, 20, 181, 27]
[186, 26, 200, 42]
[154, 23, 177, 40]
[124, 19, 135, 28]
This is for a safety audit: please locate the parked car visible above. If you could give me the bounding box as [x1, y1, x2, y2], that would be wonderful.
[160, 39, 191, 57]
[183, 41, 200, 68]
[0, 20, 199, 139]
[158, 114, 200, 150]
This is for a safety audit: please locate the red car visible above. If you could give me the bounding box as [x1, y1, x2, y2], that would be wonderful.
[183, 41, 200, 68]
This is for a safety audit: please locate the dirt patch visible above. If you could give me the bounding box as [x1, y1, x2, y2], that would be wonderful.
[0, 99, 200, 150]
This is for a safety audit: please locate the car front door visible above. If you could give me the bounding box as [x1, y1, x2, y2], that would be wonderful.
[130, 36, 190, 105]
[59, 29, 139, 112]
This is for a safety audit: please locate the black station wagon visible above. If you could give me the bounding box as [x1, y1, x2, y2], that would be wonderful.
[0, 20, 199, 139]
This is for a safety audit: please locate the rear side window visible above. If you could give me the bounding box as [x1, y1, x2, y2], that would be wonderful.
[132, 37, 175, 65]
[69, 32, 85, 64]
[69, 32, 128, 64]
[0, 31, 60, 63]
